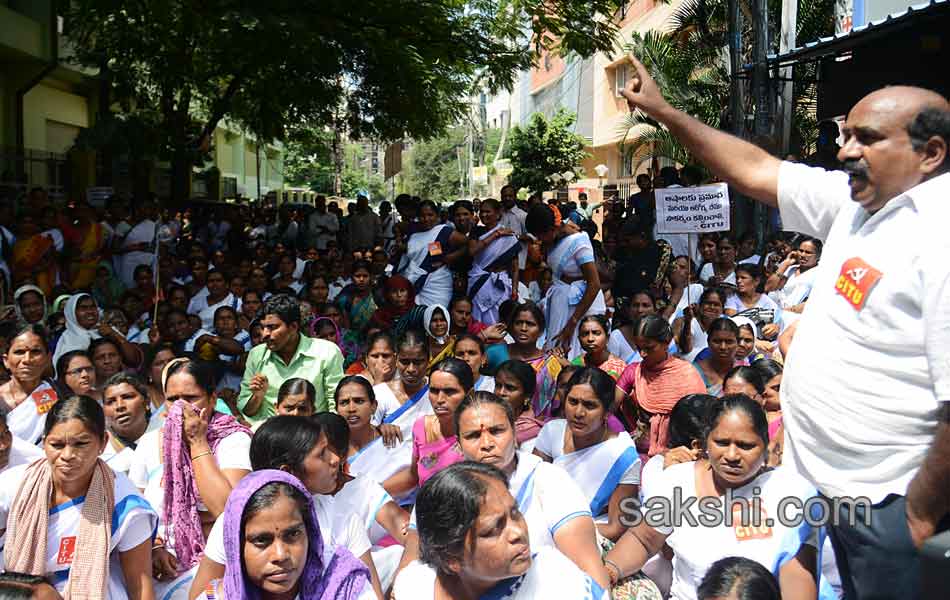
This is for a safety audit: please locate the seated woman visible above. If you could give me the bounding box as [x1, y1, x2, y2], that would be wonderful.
[0, 325, 62, 444]
[312, 306, 360, 368]
[189, 416, 381, 600]
[52, 293, 140, 370]
[368, 275, 421, 338]
[335, 260, 378, 336]
[639, 394, 718, 497]
[448, 296, 491, 340]
[765, 236, 822, 325]
[493, 360, 545, 452]
[751, 359, 785, 467]
[671, 287, 726, 363]
[89, 338, 126, 390]
[393, 462, 609, 599]
[128, 358, 251, 596]
[192, 469, 372, 600]
[616, 315, 707, 456]
[141, 343, 178, 428]
[728, 315, 767, 364]
[395, 390, 614, 590]
[346, 331, 397, 385]
[315, 410, 411, 591]
[692, 317, 741, 396]
[635, 393, 717, 599]
[723, 366, 766, 406]
[569, 315, 627, 380]
[383, 358, 473, 498]
[699, 234, 738, 289]
[467, 198, 521, 325]
[458, 392, 609, 588]
[56, 350, 100, 403]
[371, 329, 431, 443]
[196, 305, 250, 398]
[697, 556, 782, 600]
[101, 373, 153, 474]
[487, 302, 561, 418]
[661, 256, 706, 322]
[609, 290, 658, 364]
[0, 395, 157, 599]
[533, 367, 640, 541]
[0, 571, 62, 598]
[605, 395, 819, 600]
[725, 264, 782, 342]
[453, 333, 494, 392]
[423, 304, 453, 372]
[275, 377, 317, 417]
[13, 284, 48, 327]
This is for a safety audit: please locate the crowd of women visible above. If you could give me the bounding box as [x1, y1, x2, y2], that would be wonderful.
[0, 188, 833, 599]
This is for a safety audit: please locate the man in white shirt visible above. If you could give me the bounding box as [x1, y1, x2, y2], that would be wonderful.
[118, 201, 158, 288]
[622, 57, 950, 599]
[308, 195, 339, 251]
[499, 185, 528, 269]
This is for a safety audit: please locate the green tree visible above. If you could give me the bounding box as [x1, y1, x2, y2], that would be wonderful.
[63, 0, 627, 202]
[619, 0, 836, 168]
[282, 129, 336, 192]
[403, 127, 467, 201]
[506, 109, 588, 195]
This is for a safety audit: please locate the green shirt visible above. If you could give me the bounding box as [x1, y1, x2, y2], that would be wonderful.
[237, 333, 344, 422]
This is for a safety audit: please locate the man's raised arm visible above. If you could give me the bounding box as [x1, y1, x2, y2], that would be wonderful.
[621, 56, 782, 207]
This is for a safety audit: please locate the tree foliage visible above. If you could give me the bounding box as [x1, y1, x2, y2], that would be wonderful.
[282, 129, 386, 199]
[402, 127, 468, 201]
[506, 109, 588, 195]
[619, 0, 836, 167]
[63, 0, 626, 201]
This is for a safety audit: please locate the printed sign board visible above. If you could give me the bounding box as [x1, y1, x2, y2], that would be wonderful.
[655, 183, 730, 233]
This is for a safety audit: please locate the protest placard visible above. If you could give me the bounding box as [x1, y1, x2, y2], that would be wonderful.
[655, 183, 730, 234]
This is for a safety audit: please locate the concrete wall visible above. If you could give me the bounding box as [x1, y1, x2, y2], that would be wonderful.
[22, 82, 90, 151]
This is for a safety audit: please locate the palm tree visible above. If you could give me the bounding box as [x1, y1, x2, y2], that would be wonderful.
[618, 0, 835, 167]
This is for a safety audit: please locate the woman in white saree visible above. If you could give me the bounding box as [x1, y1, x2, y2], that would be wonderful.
[525, 205, 605, 357]
[0, 325, 61, 444]
[397, 200, 469, 309]
[393, 461, 609, 600]
[467, 198, 521, 325]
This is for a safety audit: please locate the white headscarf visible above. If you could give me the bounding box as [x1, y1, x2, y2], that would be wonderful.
[52, 293, 101, 368]
[730, 315, 759, 344]
[423, 304, 451, 345]
[13, 284, 47, 325]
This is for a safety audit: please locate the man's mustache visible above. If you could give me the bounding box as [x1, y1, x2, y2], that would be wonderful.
[842, 159, 868, 179]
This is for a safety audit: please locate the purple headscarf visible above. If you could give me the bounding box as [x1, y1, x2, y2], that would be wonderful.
[222, 469, 370, 600]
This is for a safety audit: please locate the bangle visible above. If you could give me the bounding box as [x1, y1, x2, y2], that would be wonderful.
[152, 543, 165, 551]
[191, 450, 212, 461]
[604, 558, 624, 584]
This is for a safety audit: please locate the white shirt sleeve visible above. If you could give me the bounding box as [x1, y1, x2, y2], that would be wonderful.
[341, 512, 372, 558]
[536, 463, 592, 536]
[638, 454, 666, 503]
[113, 478, 159, 552]
[776, 161, 851, 241]
[923, 253, 950, 403]
[533, 420, 563, 459]
[127, 431, 156, 490]
[619, 454, 642, 486]
[205, 515, 226, 564]
[214, 432, 252, 471]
